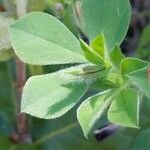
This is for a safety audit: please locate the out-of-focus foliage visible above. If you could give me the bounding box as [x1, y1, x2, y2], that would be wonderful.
[27, 0, 47, 12]
[0, 62, 15, 136]
[0, 15, 14, 61]
[0, 0, 150, 150]
[137, 26, 150, 60]
[0, 14, 13, 51]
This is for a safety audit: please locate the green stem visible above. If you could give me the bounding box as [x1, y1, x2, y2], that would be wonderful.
[34, 122, 78, 145]
[28, 65, 44, 76]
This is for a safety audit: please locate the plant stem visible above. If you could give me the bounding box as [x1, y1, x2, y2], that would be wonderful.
[15, 58, 27, 136]
[14, 0, 28, 143]
[27, 65, 44, 76]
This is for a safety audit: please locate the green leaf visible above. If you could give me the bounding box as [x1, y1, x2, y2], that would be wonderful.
[9, 12, 86, 65]
[77, 89, 114, 137]
[90, 33, 107, 59]
[127, 67, 150, 98]
[137, 26, 150, 59]
[21, 66, 88, 119]
[108, 89, 139, 128]
[110, 46, 124, 67]
[79, 39, 104, 64]
[121, 58, 149, 74]
[82, 0, 131, 50]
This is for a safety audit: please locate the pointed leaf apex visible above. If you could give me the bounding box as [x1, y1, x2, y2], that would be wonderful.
[79, 39, 104, 65]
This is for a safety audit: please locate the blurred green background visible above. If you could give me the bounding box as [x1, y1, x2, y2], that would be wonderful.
[0, 0, 150, 149]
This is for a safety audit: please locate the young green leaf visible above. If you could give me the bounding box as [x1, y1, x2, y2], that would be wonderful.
[108, 89, 139, 128]
[82, 0, 131, 50]
[79, 39, 104, 64]
[110, 46, 124, 67]
[9, 12, 86, 65]
[121, 58, 149, 74]
[127, 67, 150, 98]
[77, 89, 115, 138]
[21, 67, 88, 119]
[90, 33, 107, 59]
